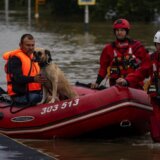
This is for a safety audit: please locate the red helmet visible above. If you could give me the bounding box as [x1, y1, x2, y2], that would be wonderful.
[113, 19, 130, 30]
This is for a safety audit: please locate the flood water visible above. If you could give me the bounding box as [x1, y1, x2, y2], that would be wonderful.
[0, 9, 160, 160]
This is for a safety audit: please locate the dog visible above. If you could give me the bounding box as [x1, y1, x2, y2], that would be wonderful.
[33, 48, 77, 104]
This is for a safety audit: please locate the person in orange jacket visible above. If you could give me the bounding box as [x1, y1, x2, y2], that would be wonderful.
[3, 34, 46, 106]
[91, 18, 150, 89]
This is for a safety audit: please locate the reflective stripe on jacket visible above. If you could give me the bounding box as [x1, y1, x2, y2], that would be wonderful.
[109, 46, 139, 79]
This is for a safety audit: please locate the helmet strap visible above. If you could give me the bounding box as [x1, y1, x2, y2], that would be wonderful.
[116, 36, 128, 42]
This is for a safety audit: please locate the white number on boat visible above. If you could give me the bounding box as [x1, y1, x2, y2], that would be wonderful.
[41, 98, 80, 115]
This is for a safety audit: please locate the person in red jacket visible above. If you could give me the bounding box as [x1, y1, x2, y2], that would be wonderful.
[117, 31, 160, 142]
[148, 31, 160, 142]
[91, 18, 150, 89]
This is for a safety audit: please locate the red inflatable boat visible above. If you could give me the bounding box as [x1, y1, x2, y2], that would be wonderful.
[0, 85, 152, 139]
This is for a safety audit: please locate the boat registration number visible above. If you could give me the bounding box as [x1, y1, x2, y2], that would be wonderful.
[41, 98, 80, 115]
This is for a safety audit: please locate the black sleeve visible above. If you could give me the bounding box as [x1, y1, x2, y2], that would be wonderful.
[8, 56, 35, 84]
[96, 74, 104, 85]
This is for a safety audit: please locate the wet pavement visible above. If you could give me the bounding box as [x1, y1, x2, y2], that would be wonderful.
[0, 134, 55, 160]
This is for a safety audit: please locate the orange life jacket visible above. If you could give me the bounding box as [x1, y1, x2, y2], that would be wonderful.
[3, 49, 41, 96]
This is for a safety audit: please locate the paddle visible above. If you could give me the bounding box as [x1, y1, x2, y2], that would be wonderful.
[75, 81, 106, 90]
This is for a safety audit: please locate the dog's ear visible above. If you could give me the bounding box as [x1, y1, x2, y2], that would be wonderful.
[45, 49, 52, 63]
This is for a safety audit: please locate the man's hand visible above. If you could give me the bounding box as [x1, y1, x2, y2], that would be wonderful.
[34, 74, 47, 83]
[116, 78, 128, 86]
[90, 83, 99, 89]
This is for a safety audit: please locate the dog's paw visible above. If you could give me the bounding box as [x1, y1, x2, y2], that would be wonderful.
[48, 98, 56, 104]
[45, 96, 52, 103]
[48, 97, 60, 104]
[37, 100, 45, 105]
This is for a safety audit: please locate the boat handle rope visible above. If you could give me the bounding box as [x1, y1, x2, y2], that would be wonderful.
[120, 119, 132, 128]
[9, 104, 33, 114]
[0, 94, 34, 114]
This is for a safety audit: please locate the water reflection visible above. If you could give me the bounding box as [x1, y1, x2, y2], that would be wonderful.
[21, 136, 160, 160]
[0, 145, 15, 160]
[27, 0, 31, 30]
[5, 0, 9, 26]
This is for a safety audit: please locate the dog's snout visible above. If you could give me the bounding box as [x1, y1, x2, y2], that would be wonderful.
[37, 51, 42, 56]
[33, 51, 42, 56]
[33, 51, 42, 62]
[33, 51, 37, 55]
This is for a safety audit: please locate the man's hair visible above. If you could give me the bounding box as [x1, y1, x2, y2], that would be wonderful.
[20, 34, 34, 44]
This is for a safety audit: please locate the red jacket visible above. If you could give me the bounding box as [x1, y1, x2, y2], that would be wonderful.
[98, 38, 151, 88]
[147, 51, 160, 97]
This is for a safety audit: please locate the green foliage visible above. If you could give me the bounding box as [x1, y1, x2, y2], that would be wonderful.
[115, 0, 155, 21]
[49, 0, 81, 15]
[1, 0, 160, 22]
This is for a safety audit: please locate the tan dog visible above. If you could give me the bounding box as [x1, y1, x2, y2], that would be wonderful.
[34, 48, 77, 104]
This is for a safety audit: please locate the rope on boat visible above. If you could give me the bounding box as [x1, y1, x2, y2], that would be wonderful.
[0, 93, 35, 114]
[9, 104, 34, 114]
